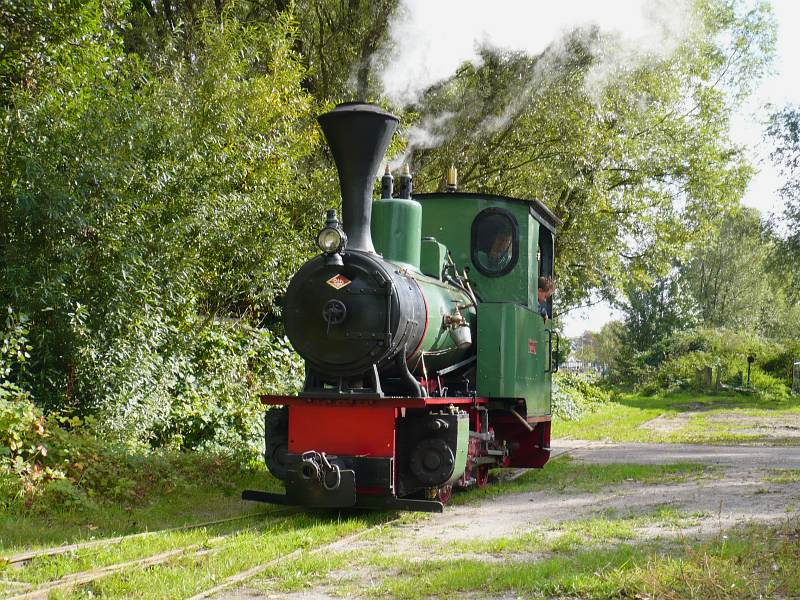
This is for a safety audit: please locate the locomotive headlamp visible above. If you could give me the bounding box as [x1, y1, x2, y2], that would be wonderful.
[317, 209, 347, 266]
[317, 209, 347, 255]
[317, 227, 345, 253]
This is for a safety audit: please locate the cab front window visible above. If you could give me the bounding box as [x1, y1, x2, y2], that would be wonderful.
[471, 209, 519, 277]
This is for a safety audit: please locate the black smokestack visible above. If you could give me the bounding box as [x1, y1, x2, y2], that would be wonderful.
[317, 102, 399, 253]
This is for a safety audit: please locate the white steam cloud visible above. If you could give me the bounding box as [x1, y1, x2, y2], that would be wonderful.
[378, 0, 696, 109]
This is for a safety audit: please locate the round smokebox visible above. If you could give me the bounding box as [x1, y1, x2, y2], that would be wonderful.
[283, 250, 427, 378]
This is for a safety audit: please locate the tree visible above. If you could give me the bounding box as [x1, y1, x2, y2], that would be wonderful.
[595, 320, 624, 368]
[573, 338, 597, 365]
[679, 207, 797, 336]
[766, 104, 800, 301]
[124, 0, 398, 102]
[767, 105, 800, 228]
[1, 3, 316, 447]
[619, 271, 685, 353]
[391, 0, 775, 312]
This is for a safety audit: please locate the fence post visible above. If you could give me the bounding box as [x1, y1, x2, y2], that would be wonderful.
[704, 365, 712, 388]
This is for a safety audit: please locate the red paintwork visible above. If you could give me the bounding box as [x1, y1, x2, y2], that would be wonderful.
[268, 392, 551, 495]
[289, 405, 396, 457]
[260, 394, 487, 408]
[490, 420, 551, 468]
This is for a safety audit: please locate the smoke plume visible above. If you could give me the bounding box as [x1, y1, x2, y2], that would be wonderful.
[378, 0, 694, 108]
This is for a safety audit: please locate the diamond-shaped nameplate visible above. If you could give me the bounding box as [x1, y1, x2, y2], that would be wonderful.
[326, 275, 351, 290]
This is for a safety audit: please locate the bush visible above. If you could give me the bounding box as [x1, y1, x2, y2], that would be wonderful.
[629, 327, 794, 400]
[552, 373, 611, 421]
[1, 395, 250, 513]
[1, 310, 263, 513]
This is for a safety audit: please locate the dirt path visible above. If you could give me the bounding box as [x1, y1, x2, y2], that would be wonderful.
[551, 438, 800, 468]
[213, 440, 800, 600]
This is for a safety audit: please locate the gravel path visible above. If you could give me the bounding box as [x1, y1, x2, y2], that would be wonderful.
[213, 438, 800, 599]
[551, 438, 800, 468]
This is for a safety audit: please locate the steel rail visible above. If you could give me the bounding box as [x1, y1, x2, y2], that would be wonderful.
[2, 515, 294, 600]
[2, 509, 290, 566]
[184, 517, 401, 600]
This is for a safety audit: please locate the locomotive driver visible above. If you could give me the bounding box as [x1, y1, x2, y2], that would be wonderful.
[486, 227, 513, 270]
[538, 276, 554, 325]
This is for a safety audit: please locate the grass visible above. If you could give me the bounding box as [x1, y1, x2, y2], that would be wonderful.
[553, 391, 800, 444]
[252, 517, 800, 600]
[763, 469, 800, 483]
[1, 510, 395, 599]
[0, 458, 283, 550]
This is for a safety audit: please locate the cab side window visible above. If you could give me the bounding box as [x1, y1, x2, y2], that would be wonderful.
[471, 209, 519, 277]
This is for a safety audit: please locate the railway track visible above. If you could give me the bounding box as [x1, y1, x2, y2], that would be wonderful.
[1, 441, 589, 600]
[185, 517, 398, 600]
[1, 514, 296, 600]
[0, 510, 396, 600]
[1, 510, 290, 568]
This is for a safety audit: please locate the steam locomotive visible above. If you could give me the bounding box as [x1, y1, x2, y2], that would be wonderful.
[243, 102, 561, 512]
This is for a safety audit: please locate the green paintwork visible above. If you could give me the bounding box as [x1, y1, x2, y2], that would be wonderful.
[445, 415, 469, 486]
[420, 238, 447, 280]
[372, 196, 422, 270]
[373, 199, 475, 375]
[416, 195, 539, 307]
[476, 302, 551, 417]
[407, 276, 475, 375]
[415, 192, 553, 417]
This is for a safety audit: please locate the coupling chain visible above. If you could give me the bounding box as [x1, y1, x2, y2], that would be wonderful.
[300, 450, 341, 491]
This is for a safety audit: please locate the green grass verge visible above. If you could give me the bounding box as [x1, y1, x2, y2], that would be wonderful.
[553, 392, 800, 444]
[264, 518, 800, 600]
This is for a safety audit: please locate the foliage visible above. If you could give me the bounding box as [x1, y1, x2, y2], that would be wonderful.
[615, 206, 799, 377]
[124, 0, 398, 102]
[0, 308, 32, 400]
[619, 327, 795, 399]
[767, 104, 800, 303]
[767, 106, 800, 238]
[0, 310, 198, 509]
[0, 0, 87, 100]
[680, 206, 798, 336]
[618, 270, 686, 354]
[573, 343, 596, 364]
[1, 388, 267, 513]
[551, 372, 610, 421]
[396, 0, 775, 310]
[1, 3, 316, 448]
[595, 320, 623, 368]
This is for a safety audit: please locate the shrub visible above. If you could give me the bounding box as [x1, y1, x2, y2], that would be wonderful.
[1, 397, 250, 514]
[1, 309, 262, 513]
[629, 327, 793, 400]
[552, 373, 610, 421]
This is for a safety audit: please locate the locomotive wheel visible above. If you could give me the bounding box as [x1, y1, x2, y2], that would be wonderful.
[437, 485, 452, 504]
[477, 465, 489, 489]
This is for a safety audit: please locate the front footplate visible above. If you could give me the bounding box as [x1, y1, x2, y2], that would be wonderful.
[242, 487, 443, 513]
